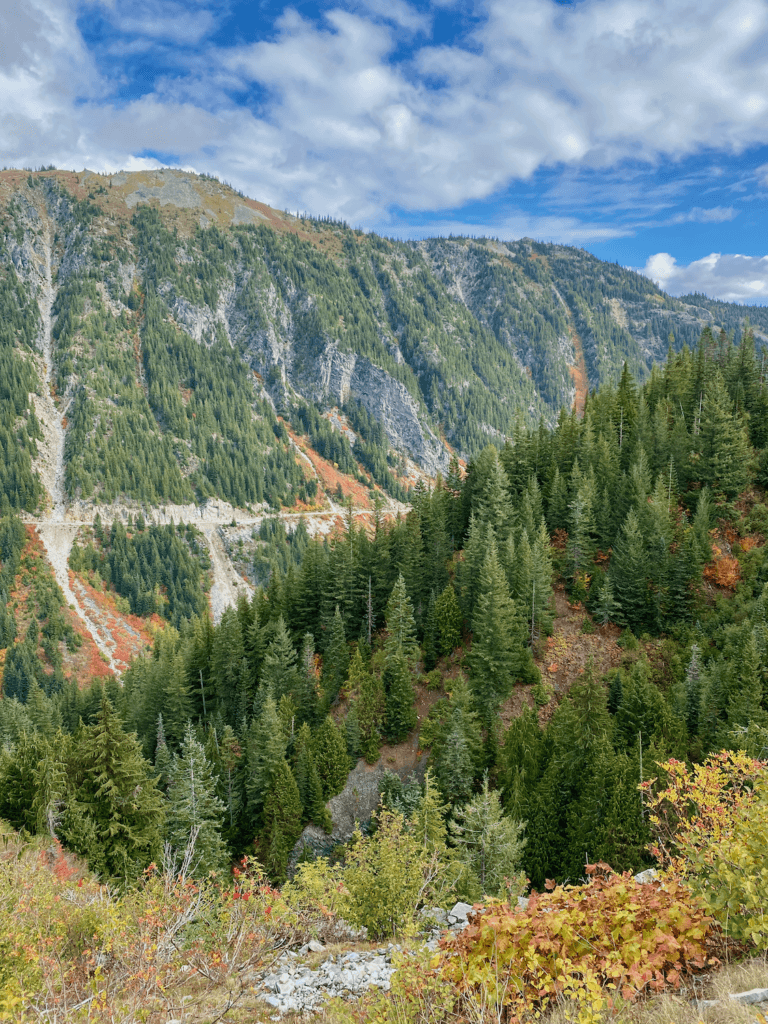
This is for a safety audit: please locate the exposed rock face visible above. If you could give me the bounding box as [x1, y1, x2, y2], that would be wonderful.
[288, 760, 386, 874]
[314, 345, 448, 475]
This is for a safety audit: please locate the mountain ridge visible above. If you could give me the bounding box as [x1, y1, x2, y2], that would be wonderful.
[1, 166, 767, 538]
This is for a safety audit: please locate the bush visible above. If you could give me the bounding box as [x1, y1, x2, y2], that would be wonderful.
[617, 627, 639, 650]
[343, 810, 430, 938]
[439, 864, 714, 1024]
[647, 751, 768, 951]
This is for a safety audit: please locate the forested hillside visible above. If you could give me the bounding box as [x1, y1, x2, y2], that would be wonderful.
[0, 166, 765, 518]
[2, 327, 768, 899]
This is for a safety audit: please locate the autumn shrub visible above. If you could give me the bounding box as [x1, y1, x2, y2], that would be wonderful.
[438, 865, 714, 1024]
[0, 832, 307, 1022]
[646, 751, 768, 951]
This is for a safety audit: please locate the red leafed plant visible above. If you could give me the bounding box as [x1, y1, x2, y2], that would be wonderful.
[438, 863, 716, 1024]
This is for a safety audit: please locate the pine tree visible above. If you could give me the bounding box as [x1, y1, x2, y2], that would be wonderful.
[260, 615, 299, 702]
[350, 647, 384, 763]
[411, 770, 448, 854]
[610, 508, 649, 632]
[154, 713, 172, 790]
[262, 758, 303, 883]
[322, 606, 349, 705]
[698, 371, 751, 499]
[244, 696, 288, 822]
[727, 630, 767, 730]
[293, 722, 332, 831]
[166, 723, 227, 877]
[62, 698, 164, 886]
[468, 538, 525, 726]
[435, 718, 475, 806]
[210, 606, 244, 722]
[383, 649, 417, 742]
[449, 774, 526, 898]
[312, 716, 351, 799]
[345, 702, 361, 760]
[434, 583, 463, 657]
[384, 573, 419, 665]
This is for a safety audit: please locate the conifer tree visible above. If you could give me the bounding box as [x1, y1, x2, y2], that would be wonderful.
[154, 713, 172, 790]
[698, 372, 751, 499]
[293, 722, 332, 831]
[166, 723, 227, 877]
[383, 649, 417, 742]
[384, 573, 419, 665]
[244, 696, 288, 822]
[345, 702, 361, 760]
[468, 538, 525, 725]
[412, 769, 448, 854]
[312, 716, 351, 799]
[322, 606, 349, 705]
[262, 758, 303, 882]
[260, 615, 299, 701]
[610, 508, 649, 632]
[449, 775, 526, 898]
[434, 583, 463, 657]
[435, 718, 475, 806]
[350, 647, 384, 763]
[210, 606, 245, 720]
[62, 698, 164, 886]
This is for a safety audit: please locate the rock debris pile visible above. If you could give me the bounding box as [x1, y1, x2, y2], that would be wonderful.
[249, 900, 483, 1015]
[254, 946, 395, 1014]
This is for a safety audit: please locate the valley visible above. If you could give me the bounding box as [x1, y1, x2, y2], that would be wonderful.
[2, 167, 768, 1024]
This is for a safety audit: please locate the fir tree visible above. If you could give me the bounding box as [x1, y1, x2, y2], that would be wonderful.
[449, 774, 526, 898]
[262, 758, 303, 883]
[166, 723, 227, 877]
[62, 698, 164, 886]
[383, 649, 417, 742]
[468, 538, 525, 725]
[434, 583, 463, 657]
[350, 647, 384, 763]
[384, 573, 419, 665]
[312, 716, 351, 799]
[322, 606, 349, 705]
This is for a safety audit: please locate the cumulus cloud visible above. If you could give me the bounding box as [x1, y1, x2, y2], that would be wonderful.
[3, 0, 768, 223]
[641, 252, 768, 303]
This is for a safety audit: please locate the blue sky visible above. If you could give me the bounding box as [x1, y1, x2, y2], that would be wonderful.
[3, 0, 768, 301]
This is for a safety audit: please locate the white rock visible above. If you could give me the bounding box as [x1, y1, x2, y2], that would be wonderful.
[633, 868, 659, 885]
[447, 901, 473, 924]
[729, 989, 768, 1005]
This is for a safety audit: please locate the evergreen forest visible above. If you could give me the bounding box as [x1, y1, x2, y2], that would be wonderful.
[3, 325, 768, 902]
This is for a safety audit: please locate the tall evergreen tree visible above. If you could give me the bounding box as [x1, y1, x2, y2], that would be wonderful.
[468, 538, 526, 725]
[61, 698, 164, 886]
[166, 723, 227, 877]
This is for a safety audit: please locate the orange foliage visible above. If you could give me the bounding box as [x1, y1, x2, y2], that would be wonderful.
[551, 528, 568, 551]
[703, 543, 741, 589]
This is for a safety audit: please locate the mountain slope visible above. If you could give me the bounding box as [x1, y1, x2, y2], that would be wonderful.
[0, 166, 764, 525]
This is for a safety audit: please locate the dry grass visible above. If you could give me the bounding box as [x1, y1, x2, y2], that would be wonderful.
[542, 958, 768, 1024]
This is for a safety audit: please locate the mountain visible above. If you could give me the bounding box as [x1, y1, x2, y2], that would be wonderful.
[0, 166, 765, 520]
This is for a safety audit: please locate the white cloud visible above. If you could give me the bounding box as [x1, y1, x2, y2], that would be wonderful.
[669, 206, 739, 224]
[4, 0, 768, 223]
[641, 252, 768, 303]
[387, 213, 628, 245]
